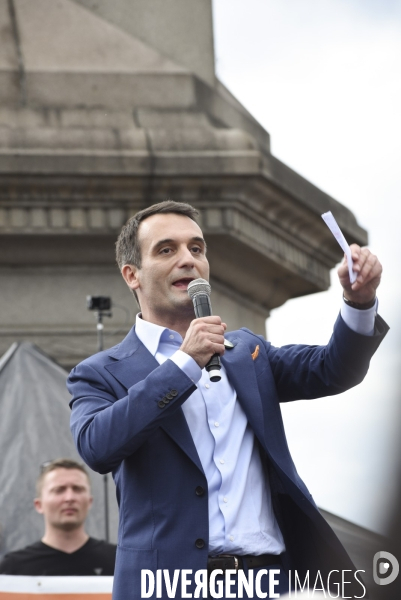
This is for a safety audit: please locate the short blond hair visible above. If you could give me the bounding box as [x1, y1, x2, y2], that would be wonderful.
[36, 458, 90, 496]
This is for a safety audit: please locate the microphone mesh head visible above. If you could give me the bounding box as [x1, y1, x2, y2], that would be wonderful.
[187, 278, 211, 299]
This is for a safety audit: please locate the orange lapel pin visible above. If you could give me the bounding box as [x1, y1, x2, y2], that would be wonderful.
[251, 345, 260, 360]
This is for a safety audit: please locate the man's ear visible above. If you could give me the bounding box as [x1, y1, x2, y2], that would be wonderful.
[121, 264, 140, 291]
[34, 498, 44, 515]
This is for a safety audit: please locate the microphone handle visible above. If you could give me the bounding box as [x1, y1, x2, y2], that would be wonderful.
[205, 354, 222, 383]
[191, 293, 221, 383]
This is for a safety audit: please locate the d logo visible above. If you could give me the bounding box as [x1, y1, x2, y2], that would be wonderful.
[373, 551, 399, 586]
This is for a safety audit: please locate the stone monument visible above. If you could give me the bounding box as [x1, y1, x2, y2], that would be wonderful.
[0, 0, 367, 368]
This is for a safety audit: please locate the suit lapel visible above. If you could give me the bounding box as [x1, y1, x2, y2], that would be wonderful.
[105, 327, 204, 474]
[221, 336, 266, 447]
[105, 340, 159, 390]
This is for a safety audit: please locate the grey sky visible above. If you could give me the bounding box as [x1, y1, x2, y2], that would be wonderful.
[350, 0, 401, 18]
[213, 0, 401, 534]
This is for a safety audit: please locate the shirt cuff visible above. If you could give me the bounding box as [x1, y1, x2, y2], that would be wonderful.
[170, 350, 202, 384]
[340, 297, 378, 336]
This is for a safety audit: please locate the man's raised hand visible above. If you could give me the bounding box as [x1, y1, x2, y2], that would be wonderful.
[338, 244, 382, 304]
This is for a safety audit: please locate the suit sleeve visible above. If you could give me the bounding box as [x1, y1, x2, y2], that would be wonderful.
[263, 313, 389, 402]
[68, 358, 196, 474]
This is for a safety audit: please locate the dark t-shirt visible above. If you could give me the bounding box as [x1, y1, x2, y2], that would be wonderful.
[0, 537, 116, 576]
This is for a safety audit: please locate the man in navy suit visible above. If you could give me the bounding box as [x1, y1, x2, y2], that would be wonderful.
[68, 201, 387, 599]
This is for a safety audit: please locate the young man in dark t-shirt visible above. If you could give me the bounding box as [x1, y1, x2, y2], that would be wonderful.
[0, 459, 116, 576]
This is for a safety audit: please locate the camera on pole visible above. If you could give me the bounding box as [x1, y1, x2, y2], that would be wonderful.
[87, 296, 112, 354]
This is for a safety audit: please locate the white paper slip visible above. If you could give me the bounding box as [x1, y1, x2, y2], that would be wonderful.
[321, 211, 357, 284]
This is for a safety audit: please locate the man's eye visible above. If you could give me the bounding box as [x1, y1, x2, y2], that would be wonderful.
[160, 248, 172, 254]
[191, 247, 202, 253]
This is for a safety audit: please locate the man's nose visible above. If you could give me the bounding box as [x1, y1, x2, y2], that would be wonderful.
[64, 488, 77, 501]
[177, 246, 195, 267]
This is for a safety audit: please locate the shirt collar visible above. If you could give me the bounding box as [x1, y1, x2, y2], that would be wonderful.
[135, 313, 182, 357]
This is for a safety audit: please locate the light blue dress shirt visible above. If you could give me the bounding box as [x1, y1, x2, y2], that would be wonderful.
[135, 300, 376, 556]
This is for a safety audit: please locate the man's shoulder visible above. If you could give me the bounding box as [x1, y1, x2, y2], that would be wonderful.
[226, 328, 268, 346]
[84, 537, 117, 555]
[0, 541, 45, 573]
[226, 327, 262, 338]
[2, 541, 45, 559]
[72, 344, 122, 372]
[69, 325, 139, 376]
[76, 538, 116, 575]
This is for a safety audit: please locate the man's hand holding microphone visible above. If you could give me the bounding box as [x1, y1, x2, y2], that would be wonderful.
[180, 278, 226, 381]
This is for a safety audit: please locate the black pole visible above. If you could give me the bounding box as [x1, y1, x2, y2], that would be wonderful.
[95, 308, 111, 542]
[103, 473, 110, 543]
[96, 312, 104, 353]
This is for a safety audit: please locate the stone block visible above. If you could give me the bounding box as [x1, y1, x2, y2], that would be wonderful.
[10, 208, 27, 228]
[88, 208, 105, 229]
[0, 72, 20, 105]
[25, 72, 196, 110]
[69, 208, 86, 229]
[50, 208, 66, 228]
[15, 0, 186, 74]
[30, 207, 47, 228]
[205, 208, 223, 228]
[108, 209, 126, 229]
[0, 208, 7, 227]
[137, 109, 211, 130]
[74, 0, 215, 86]
[60, 108, 135, 130]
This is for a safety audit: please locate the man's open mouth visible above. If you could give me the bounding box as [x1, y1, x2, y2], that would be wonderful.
[172, 278, 194, 289]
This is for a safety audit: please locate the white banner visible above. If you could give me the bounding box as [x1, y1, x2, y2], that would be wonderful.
[0, 575, 112, 598]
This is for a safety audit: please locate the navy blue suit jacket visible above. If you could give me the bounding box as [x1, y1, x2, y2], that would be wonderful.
[68, 313, 388, 599]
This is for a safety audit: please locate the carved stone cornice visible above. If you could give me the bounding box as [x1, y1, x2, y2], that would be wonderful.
[0, 172, 364, 309]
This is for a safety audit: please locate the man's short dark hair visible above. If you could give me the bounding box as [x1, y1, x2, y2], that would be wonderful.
[36, 458, 90, 496]
[115, 200, 199, 271]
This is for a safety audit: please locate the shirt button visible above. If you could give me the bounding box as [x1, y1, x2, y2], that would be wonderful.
[229, 535, 234, 542]
[169, 334, 174, 339]
[205, 384, 210, 389]
[223, 497, 228, 503]
[219, 459, 225, 465]
[214, 422, 219, 427]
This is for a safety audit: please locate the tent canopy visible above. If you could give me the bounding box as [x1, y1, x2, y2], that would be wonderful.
[0, 342, 118, 557]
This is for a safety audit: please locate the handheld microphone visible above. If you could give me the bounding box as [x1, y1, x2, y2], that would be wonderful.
[187, 278, 221, 383]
